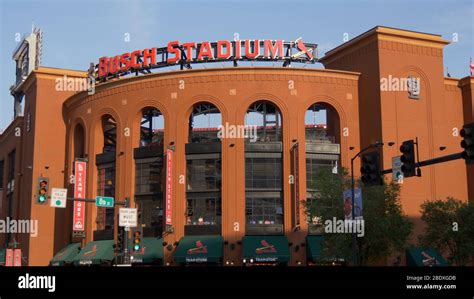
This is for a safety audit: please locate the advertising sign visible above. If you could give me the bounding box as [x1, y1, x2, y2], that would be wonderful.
[165, 149, 174, 226]
[73, 161, 87, 231]
[343, 188, 363, 220]
[94, 39, 317, 81]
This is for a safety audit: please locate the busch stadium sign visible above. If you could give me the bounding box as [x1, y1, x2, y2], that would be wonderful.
[92, 39, 317, 81]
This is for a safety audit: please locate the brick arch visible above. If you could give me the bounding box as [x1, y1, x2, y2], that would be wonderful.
[129, 99, 169, 150]
[238, 93, 290, 127]
[301, 95, 350, 167]
[183, 94, 229, 126]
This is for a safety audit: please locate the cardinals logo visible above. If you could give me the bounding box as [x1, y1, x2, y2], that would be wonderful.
[255, 240, 277, 254]
[187, 240, 208, 254]
[421, 251, 440, 266]
[84, 245, 97, 257]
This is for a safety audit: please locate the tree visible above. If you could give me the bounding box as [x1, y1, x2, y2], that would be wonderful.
[419, 198, 474, 266]
[304, 167, 413, 265]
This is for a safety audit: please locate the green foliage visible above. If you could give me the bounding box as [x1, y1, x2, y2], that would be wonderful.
[304, 167, 413, 265]
[419, 198, 474, 266]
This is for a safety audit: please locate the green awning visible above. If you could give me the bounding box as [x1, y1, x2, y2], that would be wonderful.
[242, 236, 290, 264]
[306, 236, 324, 262]
[406, 247, 448, 266]
[174, 235, 223, 264]
[72, 240, 115, 266]
[0, 248, 5, 266]
[50, 243, 81, 266]
[130, 238, 164, 264]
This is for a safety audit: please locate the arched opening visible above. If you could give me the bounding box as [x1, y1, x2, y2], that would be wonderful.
[185, 102, 222, 235]
[188, 103, 222, 143]
[244, 101, 284, 235]
[73, 124, 85, 159]
[95, 115, 117, 238]
[304, 103, 341, 226]
[134, 107, 165, 238]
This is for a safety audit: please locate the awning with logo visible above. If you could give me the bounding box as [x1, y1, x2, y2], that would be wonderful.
[50, 243, 81, 266]
[242, 236, 290, 264]
[174, 235, 223, 264]
[72, 240, 115, 266]
[130, 238, 164, 264]
[406, 247, 448, 266]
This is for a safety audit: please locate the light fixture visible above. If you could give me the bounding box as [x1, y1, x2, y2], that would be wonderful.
[439, 146, 446, 151]
[388, 142, 395, 146]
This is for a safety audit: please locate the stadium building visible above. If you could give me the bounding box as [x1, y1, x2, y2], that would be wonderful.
[0, 26, 472, 266]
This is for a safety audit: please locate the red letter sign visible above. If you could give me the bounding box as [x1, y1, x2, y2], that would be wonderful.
[5, 249, 13, 266]
[73, 161, 87, 232]
[165, 149, 173, 226]
[167, 41, 181, 64]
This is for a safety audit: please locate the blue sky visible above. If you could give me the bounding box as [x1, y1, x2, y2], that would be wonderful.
[0, 0, 472, 130]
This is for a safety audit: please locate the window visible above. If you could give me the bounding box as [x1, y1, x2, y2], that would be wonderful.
[7, 151, 15, 194]
[186, 158, 221, 192]
[186, 157, 222, 229]
[186, 193, 221, 226]
[97, 163, 115, 230]
[138, 196, 163, 237]
[245, 195, 283, 225]
[306, 156, 334, 192]
[135, 157, 164, 237]
[135, 158, 163, 195]
[245, 157, 282, 190]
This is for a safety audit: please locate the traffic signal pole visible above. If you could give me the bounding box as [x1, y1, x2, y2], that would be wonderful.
[381, 152, 463, 175]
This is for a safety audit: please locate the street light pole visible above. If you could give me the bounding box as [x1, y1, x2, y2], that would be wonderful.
[350, 141, 384, 266]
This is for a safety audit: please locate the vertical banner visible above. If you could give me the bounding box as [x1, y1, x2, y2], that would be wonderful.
[343, 188, 363, 220]
[165, 149, 174, 226]
[290, 143, 300, 228]
[13, 249, 22, 266]
[73, 160, 87, 232]
[5, 249, 13, 266]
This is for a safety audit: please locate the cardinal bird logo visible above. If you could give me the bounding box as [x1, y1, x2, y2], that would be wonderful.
[187, 240, 208, 254]
[255, 240, 277, 254]
[421, 251, 440, 266]
[84, 245, 97, 257]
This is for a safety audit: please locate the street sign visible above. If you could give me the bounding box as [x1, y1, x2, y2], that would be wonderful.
[50, 188, 68, 208]
[119, 208, 137, 228]
[96, 196, 114, 208]
[392, 156, 404, 182]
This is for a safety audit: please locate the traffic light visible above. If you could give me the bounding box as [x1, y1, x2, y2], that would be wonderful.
[400, 140, 416, 177]
[360, 152, 383, 186]
[116, 227, 125, 253]
[132, 229, 141, 252]
[460, 123, 474, 163]
[36, 177, 49, 204]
